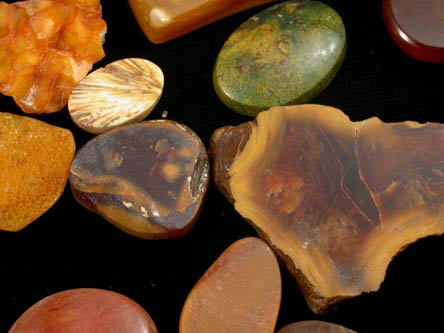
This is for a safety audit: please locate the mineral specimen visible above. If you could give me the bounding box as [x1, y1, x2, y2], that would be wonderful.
[10, 288, 158, 332]
[0, 0, 107, 113]
[128, 0, 276, 44]
[278, 321, 355, 333]
[69, 58, 164, 134]
[179, 237, 281, 333]
[213, 0, 346, 116]
[0, 112, 75, 232]
[70, 120, 209, 239]
[210, 104, 444, 313]
[383, 0, 444, 63]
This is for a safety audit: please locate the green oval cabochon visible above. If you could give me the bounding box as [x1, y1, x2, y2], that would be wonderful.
[214, 0, 346, 116]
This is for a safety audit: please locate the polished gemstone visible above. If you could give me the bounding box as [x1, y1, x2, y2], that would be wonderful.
[213, 0, 346, 116]
[210, 104, 444, 313]
[0, 0, 106, 113]
[0, 113, 75, 232]
[278, 321, 355, 333]
[383, 0, 444, 63]
[69, 58, 164, 134]
[10, 288, 158, 332]
[128, 0, 276, 44]
[70, 120, 209, 239]
[179, 237, 281, 333]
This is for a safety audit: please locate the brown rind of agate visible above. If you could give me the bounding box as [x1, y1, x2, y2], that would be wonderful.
[209, 104, 444, 313]
[278, 320, 356, 333]
[210, 115, 339, 313]
[70, 120, 209, 240]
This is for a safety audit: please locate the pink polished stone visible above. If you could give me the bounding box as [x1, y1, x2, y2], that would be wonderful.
[9, 288, 158, 333]
[383, 0, 444, 63]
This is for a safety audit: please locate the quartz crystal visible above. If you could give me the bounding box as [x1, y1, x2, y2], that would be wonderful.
[70, 120, 209, 239]
[128, 0, 276, 44]
[180, 237, 281, 333]
[0, 0, 107, 113]
[210, 104, 444, 313]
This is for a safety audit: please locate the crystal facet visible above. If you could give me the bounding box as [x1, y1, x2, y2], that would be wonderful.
[0, 0, 107, 113]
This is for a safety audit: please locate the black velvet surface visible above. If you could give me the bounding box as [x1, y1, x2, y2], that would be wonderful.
[1, 0, 444, 331]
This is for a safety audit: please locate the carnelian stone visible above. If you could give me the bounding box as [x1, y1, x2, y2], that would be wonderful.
[128, 0, 276, 44]
[179, 237, 281, 333]
[0, 0, 107, 113]
[210, 104, 444, 313]
[383, 0, 444, 63]
[278, 321, 355, 333]
[0, 112, 75, 231]
[10, 288, 158, 332]
[70, 120, 209, 239]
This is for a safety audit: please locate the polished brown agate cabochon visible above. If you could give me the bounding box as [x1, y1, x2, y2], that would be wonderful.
[70, 120, 209, 239]
[179, 237, 281, 333]
[278, 320, 355, 333]
[210, 104, 444, 313]
[9, 288, 157, 332]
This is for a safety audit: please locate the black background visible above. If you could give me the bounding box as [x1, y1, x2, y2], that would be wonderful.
[1, 0, 444, 332]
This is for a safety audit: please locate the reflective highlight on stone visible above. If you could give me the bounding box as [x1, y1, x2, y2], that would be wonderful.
[213, 0, 346, 116]
[210, 104, 444, 313]
[383, 0, 444, 63]
[128, 0, 276, 44]
[70, 120, 209, 239]
[10, 288, 158, 332]
[0, 0, 107, 113]
[278, 321, 356, 333]
[69, 58, 164, 134]
[0, 113, 75, 232]
[179, 237, 281, 333]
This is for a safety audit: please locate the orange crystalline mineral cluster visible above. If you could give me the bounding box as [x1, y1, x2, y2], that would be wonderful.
[0, 0, 107, 114]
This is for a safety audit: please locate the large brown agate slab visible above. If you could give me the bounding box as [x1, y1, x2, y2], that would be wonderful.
[70, 120, 209, 239]
[210, 104, 444, 313]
